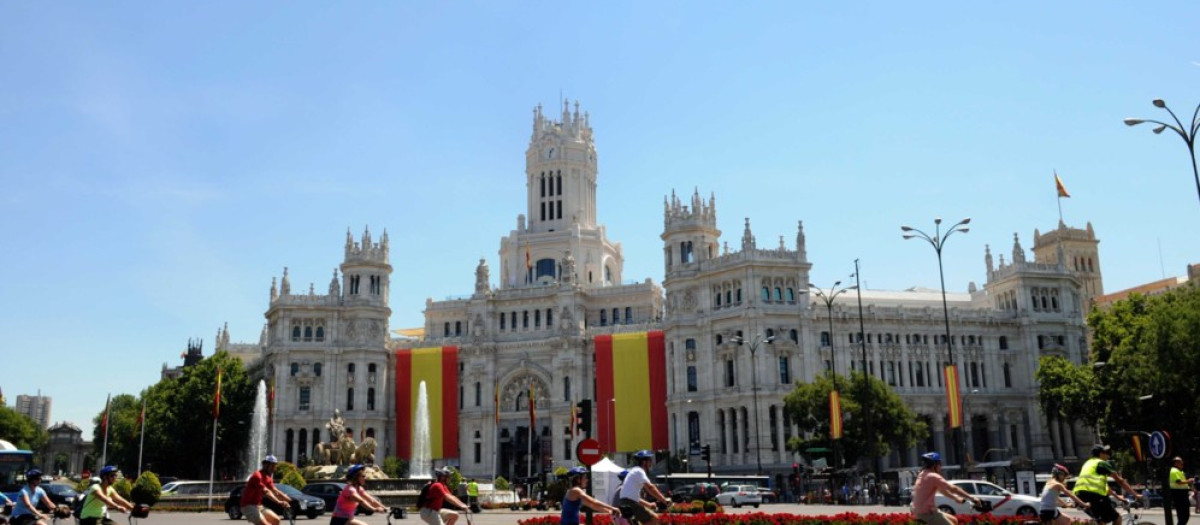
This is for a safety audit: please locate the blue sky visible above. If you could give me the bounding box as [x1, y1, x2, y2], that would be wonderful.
[2, 2, 1197, 438]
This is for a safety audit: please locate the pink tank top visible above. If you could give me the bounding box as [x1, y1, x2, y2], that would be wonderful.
[334, 485, 362, 518]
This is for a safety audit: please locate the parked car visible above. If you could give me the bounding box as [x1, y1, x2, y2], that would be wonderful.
[226, 483, 326, 520]
[756, 487, 778, 503]
[301, 482, 374, 515]
[43, 483, 79, 507]
[934, 480, 1038, 518]
[670, 484, 695, 503]
[671, 483, 719, 503]
[161, 480, 209, 495]
[715, 484, 762, 508]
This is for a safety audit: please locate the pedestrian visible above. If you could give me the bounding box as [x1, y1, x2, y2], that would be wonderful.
[561, 467, 618, 525]
[241, 455, 292, 525]
[466, 479, 479, 510]
[418, 468, 468, 525]
[1170, 457, 1196, 525]
[330, 464, 387, 525]
[79, 466, 134, 525]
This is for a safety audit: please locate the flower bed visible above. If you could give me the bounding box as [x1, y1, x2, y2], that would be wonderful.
[519, 511, 1042, 525]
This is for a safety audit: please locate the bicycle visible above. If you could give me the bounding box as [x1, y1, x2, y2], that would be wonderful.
[1080, 497, 1153, 525]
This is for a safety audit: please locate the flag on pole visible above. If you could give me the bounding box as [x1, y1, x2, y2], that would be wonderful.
[213, 366, 223, 420]
[528, 384, 536, 430]
[101, 394, 111, 433]
[494, 382, 500, 426]
[594, 331, 669, 452]
[570, 402, 579, 436]
[944, 365, 963, 428]
[829, 390, 843, 439]
[525, 243, 531, 270]
[1055, 171, 1070, 198]
[268, 379, 275, 418]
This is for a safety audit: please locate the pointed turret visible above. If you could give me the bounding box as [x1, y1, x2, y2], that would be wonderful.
[796, 221, 807, 261]
[741, 218, 756, 251]
[270, 277, 278, 302]
[281, 267, 291, 295]
[329, 268, 341, 296]
[1012, 233, 1026, 264]
[985, 245, 994, 275]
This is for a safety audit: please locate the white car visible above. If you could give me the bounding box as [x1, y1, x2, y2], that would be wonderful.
[716, 484, 762, 508]
[934, 480, 1039, 518]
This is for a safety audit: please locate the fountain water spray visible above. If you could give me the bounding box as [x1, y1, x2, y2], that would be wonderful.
[411, 381, 433, 479]
[246, 380, 268, 478]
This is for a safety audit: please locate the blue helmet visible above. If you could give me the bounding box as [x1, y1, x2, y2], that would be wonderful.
[346, 464, 365, 479]
[567, 466, 588, 477]
[25, 469, 42, 480]
[99, 466, 119, 477]
[920, 452, 942, 466]
[618, 470, 629, 481]
[634, 450, 654, 461]
[263, 455, 279, 464]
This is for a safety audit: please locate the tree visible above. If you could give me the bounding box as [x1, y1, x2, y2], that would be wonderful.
[1087, 285, 1200, 462]
[1035, 355, 1103, 437]
[783, 372, 927, 467]
[0, 406, 48, 454]
[91, 351, 255, 479]
[130, 471, 162, 506]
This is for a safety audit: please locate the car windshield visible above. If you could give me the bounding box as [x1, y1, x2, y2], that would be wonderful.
[975, 482, 1006, 496]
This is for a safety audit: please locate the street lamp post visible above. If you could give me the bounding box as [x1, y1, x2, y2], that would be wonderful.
[901, 217, 970, 473]
[851, 259, 876, 481]
[731, 334, 774, 475]
[1125, 99, 1200, 209]
[810, 281, 857, 473]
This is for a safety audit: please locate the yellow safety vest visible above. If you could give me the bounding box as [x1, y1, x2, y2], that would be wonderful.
[1075, 458, 1109, 495]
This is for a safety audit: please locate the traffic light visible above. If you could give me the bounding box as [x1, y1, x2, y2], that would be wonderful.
[576, 400, 592, 435]
[700, 444, 711, 462]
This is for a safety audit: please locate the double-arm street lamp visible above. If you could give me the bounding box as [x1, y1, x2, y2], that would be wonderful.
[810, 280, 857, 471]
[1125, 98, 1200, 209]
[731, 334, 774, 475]
[901, 217, 970, 471]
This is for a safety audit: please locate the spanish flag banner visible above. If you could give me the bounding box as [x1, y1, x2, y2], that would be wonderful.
[829, 390, 843, 439]
[1130, 434, 1144, 462]
[213, 367, 222, 420]
[395, 346, 459, 459]
[944, 365, 963, 429]
[595, 331, 668, 452]
[1055, 171, 1070, 198]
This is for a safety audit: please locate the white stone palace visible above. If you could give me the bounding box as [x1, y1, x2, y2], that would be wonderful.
[255, 100, 1100, 485]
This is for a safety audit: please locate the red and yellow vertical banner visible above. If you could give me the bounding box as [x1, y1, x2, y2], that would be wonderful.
[595, 331, 668, 453]
[944, 365, 962, 428]
[494, 382, 500, 426]
[829, 390, 843, 439]
[395, 346, 459, 460]
[529, 385, 537, 429]
[1130, 435, 1144, 461]
[213, 367, 222, 420]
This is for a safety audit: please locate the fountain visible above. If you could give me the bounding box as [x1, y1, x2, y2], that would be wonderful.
[246, 380, 268, 478]
[410, 381, 432, 479]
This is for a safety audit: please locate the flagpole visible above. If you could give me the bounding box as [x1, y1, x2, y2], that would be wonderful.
[1057, 195, 1063, 224]
[137, 399, 146, 475]
[207, 418, 218, 508]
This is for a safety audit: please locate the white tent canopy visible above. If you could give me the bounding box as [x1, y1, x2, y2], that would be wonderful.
[590, 457, 627, 505]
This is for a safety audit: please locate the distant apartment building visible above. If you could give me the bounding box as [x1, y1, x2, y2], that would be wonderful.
[1092, 263, 1198, 309]
[15, 394, 52, 429]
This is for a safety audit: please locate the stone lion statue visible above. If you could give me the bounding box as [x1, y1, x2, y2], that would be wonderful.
[353, 437, 377, 465]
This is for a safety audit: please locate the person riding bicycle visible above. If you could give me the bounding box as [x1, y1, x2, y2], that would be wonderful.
[241, 455, 292, 525]
[418, 468, 468, 525]
[330, 464, 387, 525]
[10, 469, 57, 525]
[1040, 464, 1088, 525]
[618, 450, 669, 525]
[1075, 444, 1136, 525]
[910, 452, 980, 525]
[561, 467, 619, 525]
[79, 466, 134, 525]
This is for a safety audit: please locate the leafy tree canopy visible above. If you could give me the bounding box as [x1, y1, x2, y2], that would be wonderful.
[0, 406, 48, 454]
[783, 372, 927, 468]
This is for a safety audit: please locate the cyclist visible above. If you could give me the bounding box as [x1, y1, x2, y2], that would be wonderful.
[1040, 464, 1089, 525]
[80, 466, 134, 525]
[561, 467, 619, 525]
[10, 469, 56, 525]
[418, 468, 468, 525]
[241, 455, 292, 525]
[910, 452, 980, 525]
[618, 450, 669, 525]
[1075, 444, 1136, 525]
[330, 464, 387, 525]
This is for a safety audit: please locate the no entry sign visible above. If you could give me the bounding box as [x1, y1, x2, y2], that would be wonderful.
[576, 438, 603, 465]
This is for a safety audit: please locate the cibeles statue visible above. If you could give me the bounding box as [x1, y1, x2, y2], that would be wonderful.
[326, 409, 346, 440]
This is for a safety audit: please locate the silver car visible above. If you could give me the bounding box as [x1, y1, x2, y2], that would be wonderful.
[716, 484, 762, 508]
[934, 480, 1039, 518]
